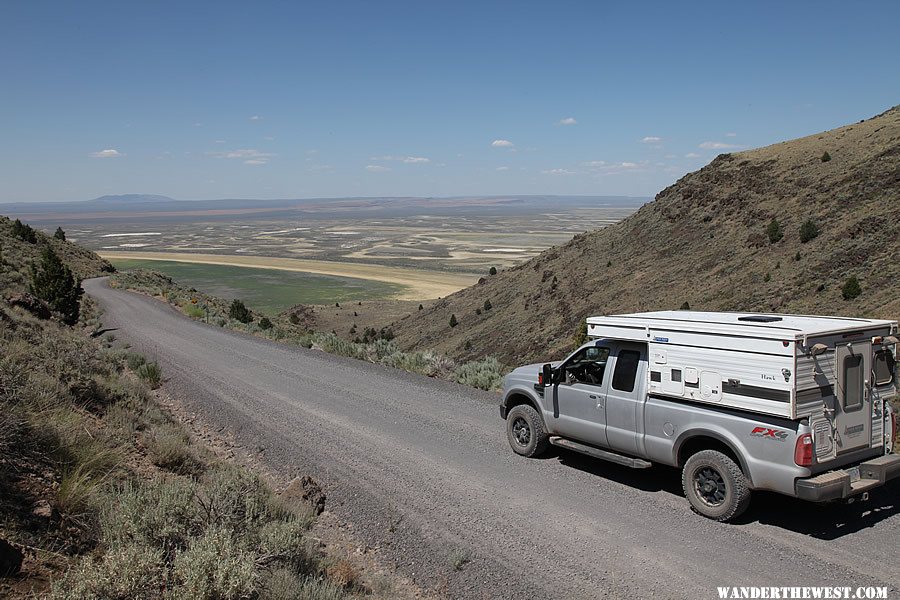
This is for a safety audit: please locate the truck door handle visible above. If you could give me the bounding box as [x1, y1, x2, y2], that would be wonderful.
[589, 395, 597, 399]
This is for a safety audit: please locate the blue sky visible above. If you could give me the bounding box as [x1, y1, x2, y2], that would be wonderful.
[1, 1, 898, 203]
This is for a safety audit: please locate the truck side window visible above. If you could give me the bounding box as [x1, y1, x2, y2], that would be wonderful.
[612, 350, 641, 392]
[563, 346, 610, 386]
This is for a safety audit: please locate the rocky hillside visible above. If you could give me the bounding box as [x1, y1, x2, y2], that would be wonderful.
[0, 216, 114, 295]
[389, 106, 900, 366]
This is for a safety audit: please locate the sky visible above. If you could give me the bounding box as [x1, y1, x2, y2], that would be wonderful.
[1, 1, 898, 203]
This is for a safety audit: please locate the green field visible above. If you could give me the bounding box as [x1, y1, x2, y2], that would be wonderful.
[110, 258, 407, 314]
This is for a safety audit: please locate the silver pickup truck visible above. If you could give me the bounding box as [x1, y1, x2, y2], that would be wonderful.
[500, 311, 899, 521]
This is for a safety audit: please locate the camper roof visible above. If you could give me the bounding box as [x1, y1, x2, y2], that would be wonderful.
[587, 311, 897, 341]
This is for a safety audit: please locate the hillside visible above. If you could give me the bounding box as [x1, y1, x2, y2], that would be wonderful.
[388, 106, 900, 365]
[0, 216, 114, 294]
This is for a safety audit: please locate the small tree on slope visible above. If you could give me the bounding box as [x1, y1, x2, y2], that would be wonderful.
[30, 246, 82, 325]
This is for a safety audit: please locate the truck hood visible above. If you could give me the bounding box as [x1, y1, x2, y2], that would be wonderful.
[508, 362, 559, 382]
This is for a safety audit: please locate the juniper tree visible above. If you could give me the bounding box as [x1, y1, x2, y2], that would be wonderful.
[30, 246, 82, 325]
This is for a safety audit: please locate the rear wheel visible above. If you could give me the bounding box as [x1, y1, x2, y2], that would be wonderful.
[682, 450, 751, 522]
[506, 404, 550, 458]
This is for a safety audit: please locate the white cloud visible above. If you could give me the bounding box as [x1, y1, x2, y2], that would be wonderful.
[685, 152, 702, 158]
[90, 149, 123, 158]
[365, 165, 390, 172]
[621, 162, 638, 168]
[371, 155, 430, 164]
[250, 115, 261, 121]
[699, 141, 739, 150]
[491, 139, 514, 147]
[192, 122, 203, 127]
[208, 148, 275, 165]
[558, 117, 577, 126]
[496, 166, 510, 171]
[214, 140, 226, 144]
[726, 132, 737, 137]
[581, 160, 607, 167]
[641, 136, 663, 143]
[542, 168, 576, 175]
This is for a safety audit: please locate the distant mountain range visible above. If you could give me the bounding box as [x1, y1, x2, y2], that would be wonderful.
[0, 195, 649, 223]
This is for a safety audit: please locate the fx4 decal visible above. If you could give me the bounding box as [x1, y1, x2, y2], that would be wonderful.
[750, 426, 789, 441]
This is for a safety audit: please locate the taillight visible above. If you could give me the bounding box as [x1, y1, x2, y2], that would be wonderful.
[794, 433, 813, 467]
[538, 372, 544, 386]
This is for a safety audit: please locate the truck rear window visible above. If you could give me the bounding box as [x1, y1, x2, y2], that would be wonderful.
[874, 349, 896, 386]
[612, 350, 641, 392]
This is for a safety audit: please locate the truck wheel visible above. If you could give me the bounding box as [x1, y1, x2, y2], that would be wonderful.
[506, 404, 550, 458]
[682, 450, 751, 522]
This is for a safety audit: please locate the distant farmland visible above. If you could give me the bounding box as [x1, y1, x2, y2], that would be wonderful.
[109, 258, 407, 315]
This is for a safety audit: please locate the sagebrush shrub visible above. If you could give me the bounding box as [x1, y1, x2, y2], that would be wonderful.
[145, 422, 203, 475]
[102, 477, 199, 554]
[453, 357, 504, 391]
[172, 526, 257, 599]
[49, 543, 164, 600]
[799, 219, 820, 243]
[136, 362, 163, 389]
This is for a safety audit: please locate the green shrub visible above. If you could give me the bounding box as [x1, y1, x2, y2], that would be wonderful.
[126, 352, 147, 371]
[799, 219, 820, 243]
[488, 266, 497, 276]
[30, 245, 83, 325]
[259, 317, 273, 330]
[841, 276, 861, 300]
[229, 299, 253, 324]
[766, 217, 783, 243]
[258, 518, 319, 573]
[145, 422, 203, 475]
[171, 526, 257, 599]
[449, 547, 472, 571]
[483, 299, 492, 311]
[794, 251, 801, 261]
[763, 272, 771, 282]
[185, 304, 204, 319]
[136, 361, 163, 389]
[821, 151, 831, 162]
[198, 465, 276, 532]
[49, 543, 164, 600]
[101, 477, 199, 555]
[679, 301, 691, 310]
[573, 320, 587, 347]
[453, 357, 504, 391]
[54, 226, 66, 241]
[264, 571, 346, 600]
[449, 314, 458, 328]
[11, 218, 37, 243]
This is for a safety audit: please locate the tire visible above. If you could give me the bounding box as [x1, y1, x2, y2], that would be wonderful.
[506, 404, 550, 458]
[682, 450, 751, 522]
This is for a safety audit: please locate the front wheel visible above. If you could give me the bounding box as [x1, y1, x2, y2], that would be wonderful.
[506, 404, 550, 458]
[682, 450, 751, 522]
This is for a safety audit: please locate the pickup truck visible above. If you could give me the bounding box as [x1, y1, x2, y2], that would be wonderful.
[500, 311, 899, 521]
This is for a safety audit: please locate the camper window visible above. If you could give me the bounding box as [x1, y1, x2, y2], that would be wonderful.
[842, 355, 864, 411]
[612, 350, 641, 392]
[873, 349, 895, 386]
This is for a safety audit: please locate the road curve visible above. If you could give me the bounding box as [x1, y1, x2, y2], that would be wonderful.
[84, 278, 900, 599]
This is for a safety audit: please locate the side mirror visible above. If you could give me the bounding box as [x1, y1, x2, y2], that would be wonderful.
[541, 363, 554, 386]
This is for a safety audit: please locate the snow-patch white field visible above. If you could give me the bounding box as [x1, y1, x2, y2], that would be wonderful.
[100, 232, 162, 238]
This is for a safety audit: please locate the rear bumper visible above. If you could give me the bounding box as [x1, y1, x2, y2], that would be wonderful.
[795, 453, 900, 502]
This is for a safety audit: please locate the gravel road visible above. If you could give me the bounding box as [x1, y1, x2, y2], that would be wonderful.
[84, 278, 900, 599]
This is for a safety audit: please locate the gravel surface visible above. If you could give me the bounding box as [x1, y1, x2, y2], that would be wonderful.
[85, 278, 900, 599]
